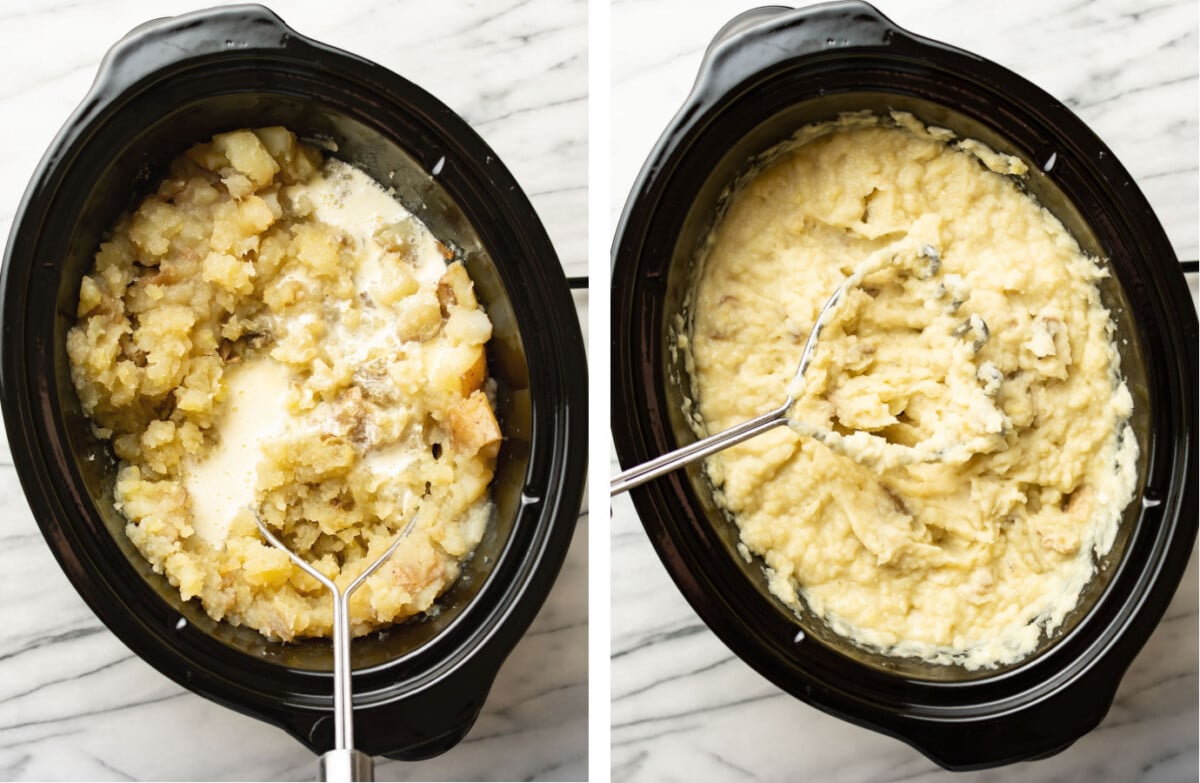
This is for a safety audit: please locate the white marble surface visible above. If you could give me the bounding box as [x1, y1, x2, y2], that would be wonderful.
[610, 0, 1198, 781]
[0, 0, 587, 780]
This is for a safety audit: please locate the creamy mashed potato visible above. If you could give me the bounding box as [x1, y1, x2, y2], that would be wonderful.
[67, 127, 500, 640]
[687, 112, 1137, 668]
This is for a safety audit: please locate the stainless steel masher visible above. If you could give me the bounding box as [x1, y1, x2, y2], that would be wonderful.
[609, 271, 855, 496]
[610, 242, 1002, 496]
[254, 512, 418, 782]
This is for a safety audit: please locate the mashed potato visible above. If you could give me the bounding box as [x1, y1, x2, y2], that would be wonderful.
[687, 112, 1137, 668]
[67, 127, 499, 640]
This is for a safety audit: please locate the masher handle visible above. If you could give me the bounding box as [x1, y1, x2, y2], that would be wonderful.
[610, 404, 789, 496]
[319, 749, 374, 782]
[254, 513, 416, 782]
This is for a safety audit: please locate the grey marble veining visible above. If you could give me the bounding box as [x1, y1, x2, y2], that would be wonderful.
[610, 1, 1198, 781]
[0, 0, 587, 780]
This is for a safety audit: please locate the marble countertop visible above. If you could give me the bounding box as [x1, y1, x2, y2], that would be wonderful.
[610, 0, 1198, 781]
[0, 0, 586, 780]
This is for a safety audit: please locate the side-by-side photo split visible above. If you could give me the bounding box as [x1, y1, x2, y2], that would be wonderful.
[0, 0, 1196, 782]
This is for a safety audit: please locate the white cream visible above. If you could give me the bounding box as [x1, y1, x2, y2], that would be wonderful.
[363, 439, 420, 478]
[298, 158, 448, 292]
[183, 358, 292, 547]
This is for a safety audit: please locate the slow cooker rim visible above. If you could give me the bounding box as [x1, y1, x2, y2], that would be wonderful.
[1, 3, 587, 758]
[610, 0, 1196, 770]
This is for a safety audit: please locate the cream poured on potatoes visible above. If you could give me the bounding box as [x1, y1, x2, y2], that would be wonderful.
[67, 128, 499, 640]
[686, 113, 1137, 669]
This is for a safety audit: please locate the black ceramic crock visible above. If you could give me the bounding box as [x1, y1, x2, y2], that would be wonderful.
[0, 4, 586, 761]
[611, 1, 1197, 770]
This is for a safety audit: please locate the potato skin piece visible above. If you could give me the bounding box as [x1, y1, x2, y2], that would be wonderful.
[461, 348, 488, 394]
[437, 261, 478, 316]
[449, 390, 501, 460]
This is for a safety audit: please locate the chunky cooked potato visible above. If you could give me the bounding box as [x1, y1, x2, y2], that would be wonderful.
[212, 129, 280, 189]
[449, 389, 502, 459]
[67, 128, 499, 641]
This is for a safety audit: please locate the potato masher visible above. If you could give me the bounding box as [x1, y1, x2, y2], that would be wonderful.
[254, 512, 418, 782]
[610, 239, 1007, 496]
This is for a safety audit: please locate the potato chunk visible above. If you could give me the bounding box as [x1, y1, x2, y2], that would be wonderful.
[449, 390, 501, 459]
[437, 261, 478, 314]
[253, 126, 295, 162]
[212, 130, 280, 190]
[460, 348, 487, 394]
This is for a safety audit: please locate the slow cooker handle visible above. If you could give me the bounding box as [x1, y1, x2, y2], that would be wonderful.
[84, 4, 315, 113]
[686, 1, 930, 118]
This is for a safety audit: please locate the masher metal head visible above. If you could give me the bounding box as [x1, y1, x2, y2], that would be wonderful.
[254, 512, 419, 782]
[610, 239, 1007, 495]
